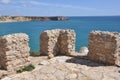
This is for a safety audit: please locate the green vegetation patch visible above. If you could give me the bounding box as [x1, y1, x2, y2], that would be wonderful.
[17, 64, 35, 73]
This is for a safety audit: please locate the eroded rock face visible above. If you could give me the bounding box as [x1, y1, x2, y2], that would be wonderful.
[0, 33, 30, 73]
[88, 31, 120, 66]
[40, 29, 76, 58]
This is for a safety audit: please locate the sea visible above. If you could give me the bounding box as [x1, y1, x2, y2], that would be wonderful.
[0, 16, 120, 51]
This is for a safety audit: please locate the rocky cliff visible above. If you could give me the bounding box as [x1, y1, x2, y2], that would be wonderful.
[0, 16, 68, 22]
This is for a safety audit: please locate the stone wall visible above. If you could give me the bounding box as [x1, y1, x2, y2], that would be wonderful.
[88, 31, 120, 66]
[59, 30, 75, 54]
[40, 29, 76, 58]
[0, 33, 30, 72]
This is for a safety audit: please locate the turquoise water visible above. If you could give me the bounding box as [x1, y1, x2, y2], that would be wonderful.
[0, 16, 120, 51]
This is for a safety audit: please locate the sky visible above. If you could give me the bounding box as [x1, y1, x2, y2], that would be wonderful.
[0, 0, 120, 16]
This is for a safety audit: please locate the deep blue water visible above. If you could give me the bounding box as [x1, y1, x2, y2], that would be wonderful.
[0, 16, 120, 51]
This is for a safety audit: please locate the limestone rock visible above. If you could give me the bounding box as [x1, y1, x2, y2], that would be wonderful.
[1, 77, 11, 80]
[1, 55, 120, 80]
[39, 60, 50, 65]
[79, 46, 89, 54]
[88, 30, 120, 66]
[65, 73, 77, 79]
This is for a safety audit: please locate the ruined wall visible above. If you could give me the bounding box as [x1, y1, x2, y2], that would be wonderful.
[59, 30, 75, 54]
[40, 29, 61, 58]
[40, 29, 76, 58]
[0, 33, 30, 72]
[88, 31, 120, 66]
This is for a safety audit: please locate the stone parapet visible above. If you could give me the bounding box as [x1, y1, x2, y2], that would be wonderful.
[88, 31, 120, 66]
[0, 33, 30, 72]
[40, 29, 76, 58]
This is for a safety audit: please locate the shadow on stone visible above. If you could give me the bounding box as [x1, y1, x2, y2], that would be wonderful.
[0, 66, 6, 70]
[66, 55, 112, 67]
[30, 51, 41, 57]
[118, 70, 120, 73]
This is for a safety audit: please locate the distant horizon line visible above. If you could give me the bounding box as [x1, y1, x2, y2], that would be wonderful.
[0, 15, 120, 17]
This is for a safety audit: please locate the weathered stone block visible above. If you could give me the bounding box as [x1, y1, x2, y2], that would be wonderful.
[59, 30, 76, 55]
[88, 31, 120, 66]
[40, 29, 76, 58]
[0, 33, 30, 72]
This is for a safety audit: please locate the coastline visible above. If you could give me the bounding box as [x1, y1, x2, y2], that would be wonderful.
[0, 20, 34, 23]
[0, 16, 68, 23]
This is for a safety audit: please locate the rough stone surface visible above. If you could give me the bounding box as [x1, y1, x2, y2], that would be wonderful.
[1, 54, 120, 80]
[0, 70, 8, 78]
[40, 29, 76, 58]
[88, 31, 120, 66]
[0, 33, 30, 72]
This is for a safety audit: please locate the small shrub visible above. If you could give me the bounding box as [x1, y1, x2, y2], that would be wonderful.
[17, 64, 35, 73]
[22, 64, 35, 71]
[17, 69, 23, 73]
[48, 56, 51, 59]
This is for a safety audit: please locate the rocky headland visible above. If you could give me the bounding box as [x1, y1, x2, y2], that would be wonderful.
[0, 16, 68, 23]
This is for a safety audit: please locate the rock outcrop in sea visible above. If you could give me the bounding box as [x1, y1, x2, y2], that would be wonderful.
[0, 16, 68, 22]
[79, 46, 89, 54]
